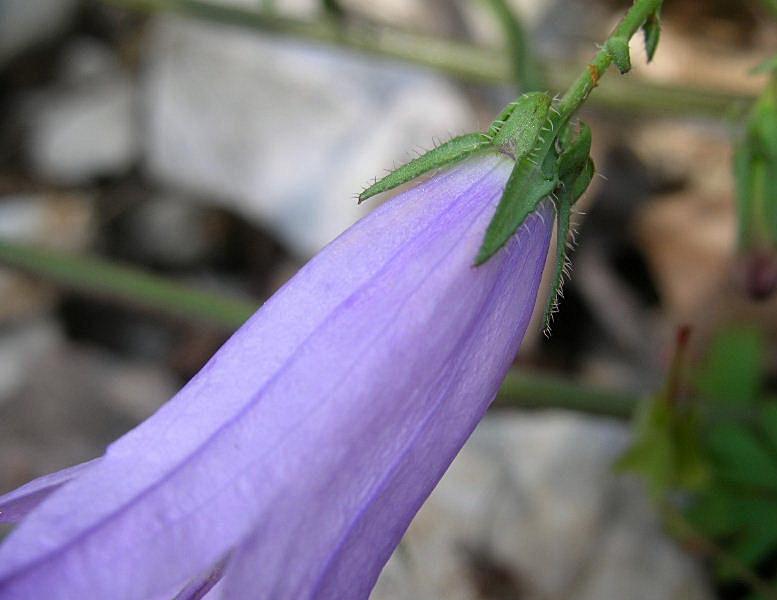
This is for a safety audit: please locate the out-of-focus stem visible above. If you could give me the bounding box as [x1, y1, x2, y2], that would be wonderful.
[101, 0, 751, 117]
[496, 371, 639, 418]
[483, 0, 545, 91]
[0, 240, 257, 330]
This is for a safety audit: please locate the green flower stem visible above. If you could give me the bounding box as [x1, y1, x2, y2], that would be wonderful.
[554, 0, 664, 124]
[496, 371, 638, 418]
[0, 240, 257, 330]
[101, 0, 751, 117]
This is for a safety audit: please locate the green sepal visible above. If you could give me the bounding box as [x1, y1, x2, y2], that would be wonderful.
[541, 157, 594, 333]
[558, 122, 592, 184]
[489, 92, 552, 158]
[542, 195, 570, 332]
[474, 156, 558, 265]
[358, 133, 493, 203]
[642, 11, 661, 63]
[605, 37, 632, 74]
[568, 157, 595, 204]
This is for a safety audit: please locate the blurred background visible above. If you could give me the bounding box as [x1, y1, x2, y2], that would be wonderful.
[0, 0, 776, 598]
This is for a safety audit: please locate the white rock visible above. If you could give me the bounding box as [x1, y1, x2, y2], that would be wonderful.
[0, 320, 61, 404]
[25, 75, 139, 184]
[372, 412, 713, 600]
[143, 16, 475, 255]
[0, 0, 79, 65]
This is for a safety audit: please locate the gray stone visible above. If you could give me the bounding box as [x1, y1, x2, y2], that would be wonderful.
[25, 79, 139, 184]
[0, 0, 79, 65]
[143, 15, 475, 255]
[372, 412, 713, 600]
[0, 319, 61, 405]
[23, 39, 139, 184]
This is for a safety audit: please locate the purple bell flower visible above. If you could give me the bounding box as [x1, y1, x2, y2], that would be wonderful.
[0, 153, 552, 600]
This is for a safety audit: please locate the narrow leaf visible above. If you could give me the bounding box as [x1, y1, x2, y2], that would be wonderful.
[558, 122, 592, 183]
[642, 12, 661, 62]
[568, 157, 595, 203]
[542, 196, 570, 331]
[475, 158, 557, 265]
[358, 133, 493, 203]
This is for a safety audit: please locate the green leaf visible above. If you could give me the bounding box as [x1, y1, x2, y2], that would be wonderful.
[642, 12, 661, 62]
[606, 37, 632, 74]
[731, 516, 777, 569]
[358, 133, 493, 203]
[696, 327, 764, 407]
[558, 122, 592, 184]
[616, 396, 709, 496]
[543, 197, 570, 332]
[568, 157, 595, 203]
[706, 423, 777, 492]
[474, 156, 557, 265]
[489, 92, 551, 156]
[760, 403, 777, 453]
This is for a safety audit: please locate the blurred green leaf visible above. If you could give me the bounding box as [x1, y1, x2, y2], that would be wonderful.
[696, 327, 764, 407]
[707, 423, 777, 492]
[616, 396, 709, 496]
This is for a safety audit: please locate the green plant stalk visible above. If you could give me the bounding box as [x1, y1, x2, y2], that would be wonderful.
[101, 0, 751, 117]
[0, 240, 257, 329]
[555, 0, 664, 122]
[496, 371, 638, 417]
[484, 0, 545, 91]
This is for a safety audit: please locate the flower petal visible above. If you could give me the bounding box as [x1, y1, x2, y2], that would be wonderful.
[0, 459, 99, 524]
[220, 201, 552, 600]
[0, 154, 551, 600]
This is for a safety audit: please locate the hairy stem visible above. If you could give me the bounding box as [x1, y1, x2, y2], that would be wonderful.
[554, 0, 665, 123]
